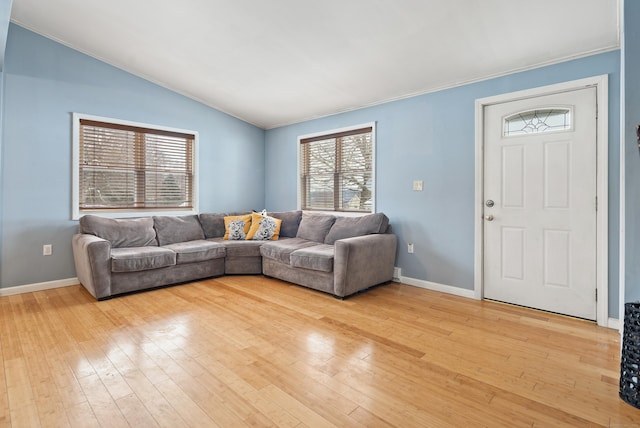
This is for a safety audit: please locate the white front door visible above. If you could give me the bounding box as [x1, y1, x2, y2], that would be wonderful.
[483, 87, 597, 320]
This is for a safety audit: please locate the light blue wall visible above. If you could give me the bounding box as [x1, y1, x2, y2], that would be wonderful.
[0, 22, 627, 321]
[0, 1, 10, 292]
[265, 51, 621, 317]
[624, 1, 640, 304]
[0, 24, 265, 288]
[0, 71, 4, 284]
[0, 0, 11, 71]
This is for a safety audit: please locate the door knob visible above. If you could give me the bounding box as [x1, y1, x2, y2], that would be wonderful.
[485, 215, 494, 221]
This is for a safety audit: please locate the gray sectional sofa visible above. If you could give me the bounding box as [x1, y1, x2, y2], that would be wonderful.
[72, 210, 397, 300]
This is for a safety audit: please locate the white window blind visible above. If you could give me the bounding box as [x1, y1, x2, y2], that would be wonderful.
[78, 119, 194, 211]
[300, 126, 373, 212]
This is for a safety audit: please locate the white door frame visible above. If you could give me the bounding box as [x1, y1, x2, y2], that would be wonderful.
[473, 75, 609, 327]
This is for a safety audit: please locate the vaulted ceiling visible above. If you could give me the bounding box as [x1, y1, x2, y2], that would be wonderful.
[10, 0, 620, 129]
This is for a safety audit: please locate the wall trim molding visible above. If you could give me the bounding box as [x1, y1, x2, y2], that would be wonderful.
[608, 317, 620, 331]
[619, 0, 627, 335]
[474, 74, 610, 327]
[399, 275, 476, 299]
[264, 47, 620, 129]
[0, 277, 78, 297]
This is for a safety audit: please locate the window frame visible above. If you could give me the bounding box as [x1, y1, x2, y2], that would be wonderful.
[72, 113, 199, 220]
[297, 122, 376, 213]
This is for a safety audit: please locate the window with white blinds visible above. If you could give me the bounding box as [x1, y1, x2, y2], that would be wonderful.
[72, 114, 197, 219]
[299, 124, 374, 212]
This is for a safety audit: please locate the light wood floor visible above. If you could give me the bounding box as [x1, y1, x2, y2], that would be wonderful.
[0, 276, 638, 427]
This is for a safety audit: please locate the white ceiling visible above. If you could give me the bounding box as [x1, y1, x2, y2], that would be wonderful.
[10, 0, 620, 129]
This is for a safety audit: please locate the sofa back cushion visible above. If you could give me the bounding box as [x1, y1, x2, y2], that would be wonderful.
[199, 213, 227, 238]
[153, 215, 205, 246]
[79, 215, 157, 248]
[268, 210, 302, 238]
[324, 212, 390, 245]
[296, 212, 336, 243]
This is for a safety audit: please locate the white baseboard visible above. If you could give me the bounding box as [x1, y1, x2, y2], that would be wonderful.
[398, 274, 620, 331]
[608, 317, 620, 331]
[0, 278, 78, 297]
[399, 275, 476, 299]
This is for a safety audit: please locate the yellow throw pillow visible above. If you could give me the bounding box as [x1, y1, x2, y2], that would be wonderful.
[246, 212, 282, 241]
[223, 214, 252, 240]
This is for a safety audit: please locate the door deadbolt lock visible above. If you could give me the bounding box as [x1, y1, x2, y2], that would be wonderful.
[485, 199, 495, 207]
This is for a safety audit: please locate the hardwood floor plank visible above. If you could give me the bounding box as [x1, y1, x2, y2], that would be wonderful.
[0, 393, 9, 428]
[63, 401, 100, 428]
[259, 384, 337, 428]
[289, 358, 409, 426]
[30, 381, 72, 428]
[0, 277, 639, 427]
[0, 297, 25, 361]
[75, 372, 129, 427]
[45, 355, 89, 410]
[115, 393, 160, 427]
[9, 404, 41, 428]
[4, 358, 35, 410]
[119, 369, 187, 427]
[347, 405, 396, 428]
[194, 352, 302, 427]
[80, 341, 135, 402]
[154, 377, 223, 427]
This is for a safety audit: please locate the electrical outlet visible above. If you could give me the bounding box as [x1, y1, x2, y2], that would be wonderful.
[408, 243, 414, 253]
[413, 180, 424, 191]
[43, 244, 52, 256]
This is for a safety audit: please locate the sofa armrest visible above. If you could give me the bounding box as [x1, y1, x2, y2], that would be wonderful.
[333, 233, 397, 297]
[72, 233, 112, 299]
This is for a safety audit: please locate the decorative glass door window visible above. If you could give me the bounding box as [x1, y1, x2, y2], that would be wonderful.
[503, 108, 572, 136]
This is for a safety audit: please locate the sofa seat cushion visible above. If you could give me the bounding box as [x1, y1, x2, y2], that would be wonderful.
[208, 238, 264, 257]
[290, 244, 335, 272]
[260, 238, 320, 265]
[111, 247, 176, 273]
[163, 240, 226, 264]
